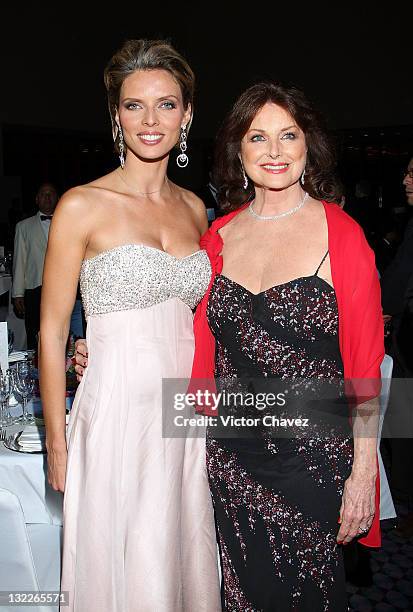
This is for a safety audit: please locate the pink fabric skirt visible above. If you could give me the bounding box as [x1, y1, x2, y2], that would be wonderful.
[61, 299, 221, 611]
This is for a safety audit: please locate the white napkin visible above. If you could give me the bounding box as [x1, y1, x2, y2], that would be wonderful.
[17, 424, 46, 451]
[8, 351, 27, 363]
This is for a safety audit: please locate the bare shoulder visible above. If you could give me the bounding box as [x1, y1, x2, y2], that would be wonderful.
[306, 196, 326, 215]
[52, 185, 105, 244]
[176, 185, 208, 231]
[54, 186, 95, 218]
[178, 185, 206, 214]
[298, 196, 329, 227]
[55, 171, 119, 218]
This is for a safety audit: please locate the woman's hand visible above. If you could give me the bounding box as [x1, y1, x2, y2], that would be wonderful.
[46, 445, 67, 493]
[74, 338, 89, 381]
[337, 469, 376, 544]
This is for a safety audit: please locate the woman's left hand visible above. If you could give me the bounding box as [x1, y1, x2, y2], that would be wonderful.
[337, 469, 376, 544]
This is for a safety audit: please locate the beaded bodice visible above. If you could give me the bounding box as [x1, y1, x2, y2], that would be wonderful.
[207, 273, 343, 379]
[80, 244, 211, 316]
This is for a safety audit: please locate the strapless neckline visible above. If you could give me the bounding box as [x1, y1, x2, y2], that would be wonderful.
[80, 243, 211, 315]
[82, 243, 204, 264]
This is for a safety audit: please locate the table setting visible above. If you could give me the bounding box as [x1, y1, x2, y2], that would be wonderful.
[0, 325, 77, 608]
[0, 344, 65, 524]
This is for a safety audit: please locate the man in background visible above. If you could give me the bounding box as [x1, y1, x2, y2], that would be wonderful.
[381, 156, 413, 538]
[12, 182, 58, 349]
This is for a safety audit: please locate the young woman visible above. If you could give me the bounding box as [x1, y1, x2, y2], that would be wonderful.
[39, 39, 221, 612]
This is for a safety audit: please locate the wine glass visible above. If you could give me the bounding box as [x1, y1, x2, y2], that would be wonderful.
[14, 361, 35, 424]
[8, 330, 14, 354]
[0, 370, 14, 428]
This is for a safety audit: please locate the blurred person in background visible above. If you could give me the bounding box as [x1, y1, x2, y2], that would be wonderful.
[343, 179, 376, 241]
[12, 182, 58, 349]
[381, 155, 413, 538]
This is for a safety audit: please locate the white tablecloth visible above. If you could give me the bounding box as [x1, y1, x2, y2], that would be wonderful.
[0, 418, 63, 611]
[0, 274, 12, 296]
[0, 443, 63, 525]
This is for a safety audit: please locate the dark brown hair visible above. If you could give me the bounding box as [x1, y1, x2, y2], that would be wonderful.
[104, 39, 195, 154]
[213, 81, 340, 211]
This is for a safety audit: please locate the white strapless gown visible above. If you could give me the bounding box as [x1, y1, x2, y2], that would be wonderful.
[61, 245, 221, 612]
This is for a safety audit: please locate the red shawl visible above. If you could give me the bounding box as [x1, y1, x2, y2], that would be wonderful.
[191, 201, 384, 547]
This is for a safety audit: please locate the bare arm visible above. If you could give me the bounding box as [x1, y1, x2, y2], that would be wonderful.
[39, 190, 90, 491]
[337, 397, 379, 543]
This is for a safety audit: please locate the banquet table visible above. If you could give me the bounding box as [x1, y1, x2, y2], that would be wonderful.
[0, 404, 63, 612]
[0, 438, 62, 527]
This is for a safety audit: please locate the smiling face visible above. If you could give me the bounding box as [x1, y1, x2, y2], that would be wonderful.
[403, 158, 413, 206]
[116, 69, 192, 162]
[240, 102, 307, 190]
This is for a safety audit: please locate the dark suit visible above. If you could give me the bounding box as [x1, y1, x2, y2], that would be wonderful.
[381, 216, 413, 330]
[381, 216, 413, 509]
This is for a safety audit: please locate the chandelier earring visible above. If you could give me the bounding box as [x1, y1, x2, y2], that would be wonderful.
[118, 124, 125, 169]
[300, 167, 306, 186]
[240, 159, 248, 190]
[176, 125, 189, 168]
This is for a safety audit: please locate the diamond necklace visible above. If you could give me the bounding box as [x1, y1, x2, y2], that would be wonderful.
[117, 169, 169, 196]
[248, 192, 309, 221]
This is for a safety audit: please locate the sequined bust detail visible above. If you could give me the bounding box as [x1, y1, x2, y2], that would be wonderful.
[80, 244, 211, 316]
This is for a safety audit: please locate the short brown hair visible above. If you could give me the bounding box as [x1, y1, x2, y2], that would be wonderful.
[104, 39, 195, 154]
[213, 81, 341, 211]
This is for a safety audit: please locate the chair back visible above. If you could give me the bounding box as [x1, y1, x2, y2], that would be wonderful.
[0, 487, 40, 592]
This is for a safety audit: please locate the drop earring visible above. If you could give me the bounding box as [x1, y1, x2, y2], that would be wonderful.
[118, 124, 125, 169]
[176, 125, 189, 168]
[240, 159, 248, 189]
[300, 167, 306, 186]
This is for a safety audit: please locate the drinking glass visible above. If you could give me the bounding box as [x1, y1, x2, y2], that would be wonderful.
[8, 330, 14, 354]
[14, 361, 35, 424]
[0, 370, 14, 428]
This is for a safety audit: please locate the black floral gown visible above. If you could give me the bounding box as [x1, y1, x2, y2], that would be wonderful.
[206, 253, 353, 612]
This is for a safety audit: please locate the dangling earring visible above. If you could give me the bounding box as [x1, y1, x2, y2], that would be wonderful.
[177, 125, 189, 168]
[240, 159, 248, 189]
[118, 124, 125, 169]
[300, 167, 306, 186]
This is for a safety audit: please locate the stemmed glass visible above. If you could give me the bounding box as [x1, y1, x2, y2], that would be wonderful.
[14, 361, 35, 424]
[0, 369, 14, 428]
[8, 330, 14, 354]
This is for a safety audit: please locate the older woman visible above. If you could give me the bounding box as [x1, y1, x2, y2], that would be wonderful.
[191, 82, 384, 611]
